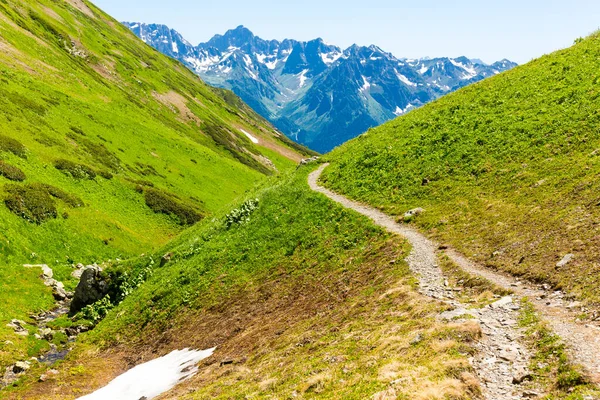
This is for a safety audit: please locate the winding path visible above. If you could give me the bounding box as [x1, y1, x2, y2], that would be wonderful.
[309, 163, 600, 398]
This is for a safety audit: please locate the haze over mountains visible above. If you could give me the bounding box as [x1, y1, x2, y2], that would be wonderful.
[125, 23, 517, 152]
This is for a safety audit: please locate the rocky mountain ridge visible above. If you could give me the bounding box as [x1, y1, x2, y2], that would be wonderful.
[126, 23, 517, 152]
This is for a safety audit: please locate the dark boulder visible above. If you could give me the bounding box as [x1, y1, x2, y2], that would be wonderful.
[69, 266, 109, 314]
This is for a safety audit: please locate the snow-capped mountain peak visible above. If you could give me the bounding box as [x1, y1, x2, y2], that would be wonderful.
[125, 23, 517, 152]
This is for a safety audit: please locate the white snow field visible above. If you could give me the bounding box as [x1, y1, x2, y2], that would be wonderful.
[78, 348, 215, 400]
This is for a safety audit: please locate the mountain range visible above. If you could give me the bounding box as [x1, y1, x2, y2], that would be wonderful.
[125, 23, 517, 152]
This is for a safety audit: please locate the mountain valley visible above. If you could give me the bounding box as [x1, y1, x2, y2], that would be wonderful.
[0, 1, 599, 399]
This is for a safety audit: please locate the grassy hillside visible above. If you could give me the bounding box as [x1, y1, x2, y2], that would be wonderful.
[0, 0, 312, 369]
[7, 167, 483, 399]
[322, 33, 600, 304]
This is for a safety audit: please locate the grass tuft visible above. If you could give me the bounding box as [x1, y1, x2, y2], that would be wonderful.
[518, 300, 599, 397]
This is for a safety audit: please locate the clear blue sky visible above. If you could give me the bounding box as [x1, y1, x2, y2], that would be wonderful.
[91, 0, 600, 64]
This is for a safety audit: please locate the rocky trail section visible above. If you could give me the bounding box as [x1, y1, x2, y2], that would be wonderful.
[448, 249, 600, 383]
[309, 164, 599, 399]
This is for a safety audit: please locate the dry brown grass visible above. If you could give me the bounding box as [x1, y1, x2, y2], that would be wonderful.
[64, 0, 95, 19]
[41, 6, 64, 23]
[153, 91, 202, 125]
[233, 124, 305, 163]
[11, 239, 481, 399]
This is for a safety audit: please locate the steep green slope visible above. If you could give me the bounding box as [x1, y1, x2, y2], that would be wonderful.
[0, 0, 311, 368]
[9, 167, 482, 400]
[322, 33, 600, 303]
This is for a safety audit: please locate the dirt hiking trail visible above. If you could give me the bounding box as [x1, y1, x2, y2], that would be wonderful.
[309, 163, 600, 399]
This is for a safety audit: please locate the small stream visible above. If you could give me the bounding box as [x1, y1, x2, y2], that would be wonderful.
[34, 301, 78, 364]
[1, 301, 75, 388]
[2, 265, 87, 388]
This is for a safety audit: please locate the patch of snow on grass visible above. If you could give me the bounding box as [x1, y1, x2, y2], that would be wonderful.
[78, 348, 215, 400]
[240, 129, 259, 144]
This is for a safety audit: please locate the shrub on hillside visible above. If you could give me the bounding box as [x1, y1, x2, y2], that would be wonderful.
[144, 188, 202, 226]
[202, 121, 271, 175]
[54, 158, 96, 180]
[0, 161, 26, 181]
[78, 260, 154, 324]
[225, 199, 259, 228]
[66, 133, 122, 172]
[5, 184, 57, 224]
[0, 135, 27, 158]
[35, 183, 84, 207]
[4, 183, 84, 224]
[81, 140, 121, 171]
[97, 170, 113, 180]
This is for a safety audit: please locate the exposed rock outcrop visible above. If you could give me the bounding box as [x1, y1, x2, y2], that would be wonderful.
[70, 266, 109, 314]
[23, 264, 71, 300]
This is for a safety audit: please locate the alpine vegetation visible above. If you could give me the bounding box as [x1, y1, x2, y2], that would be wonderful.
[0, 0, 312, 377]
[1, 0, 599, 399]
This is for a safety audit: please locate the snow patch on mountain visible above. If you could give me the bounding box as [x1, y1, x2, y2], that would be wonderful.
[265, 59, 278, 69]
[219, 65, 232, 74]
[360, 76, 371, 94]
[396, 72, 417, 87]
[321, 51, 343, 65]
[298, 69, 309, 88]
[394, 103, 415, 116]
[450, 58, 477, 79]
